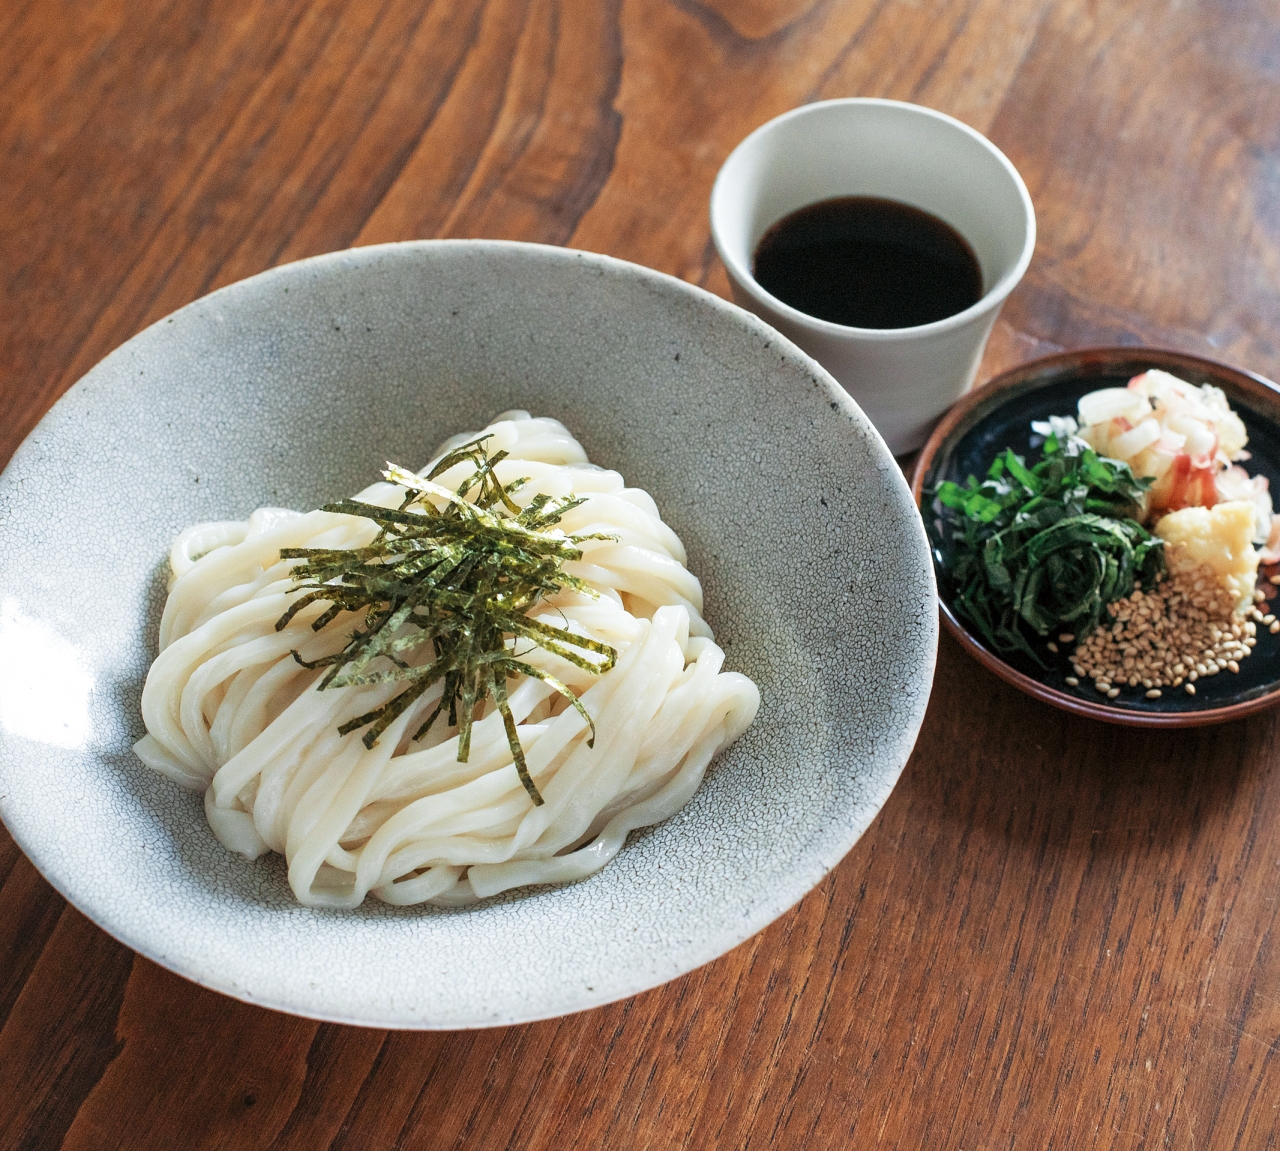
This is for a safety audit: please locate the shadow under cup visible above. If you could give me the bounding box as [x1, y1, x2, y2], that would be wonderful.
[711, 99, 1036, 455]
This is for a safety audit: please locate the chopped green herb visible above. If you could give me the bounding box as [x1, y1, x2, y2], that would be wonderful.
[275, 435, 618, 806]
[931, 424, 1165, 664]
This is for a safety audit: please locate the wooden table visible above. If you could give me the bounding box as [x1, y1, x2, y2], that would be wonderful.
[4, 1, 1280, 1146]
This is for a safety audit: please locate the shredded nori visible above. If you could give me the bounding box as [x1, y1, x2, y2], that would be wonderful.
[274, 435, 618, 806]
[931, 423, 1165, 665]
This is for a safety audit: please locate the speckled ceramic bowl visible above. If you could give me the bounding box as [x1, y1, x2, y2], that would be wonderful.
[0, 240, 937, 1028]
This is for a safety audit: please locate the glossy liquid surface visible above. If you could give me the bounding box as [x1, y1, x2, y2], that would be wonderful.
[752, 196, 983, 329]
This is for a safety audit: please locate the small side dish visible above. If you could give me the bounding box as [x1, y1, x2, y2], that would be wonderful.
[930, 366, 1280, 711]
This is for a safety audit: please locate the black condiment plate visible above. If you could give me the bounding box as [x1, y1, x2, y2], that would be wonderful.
[911, 347, 1280, 727]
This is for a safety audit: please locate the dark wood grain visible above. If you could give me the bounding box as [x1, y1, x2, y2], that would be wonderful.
[4, 0, 1280, 1146]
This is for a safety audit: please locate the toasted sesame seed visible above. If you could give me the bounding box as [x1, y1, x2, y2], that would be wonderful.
[1069, 561, 1272, 696]
[1047, 641, 1059, 653]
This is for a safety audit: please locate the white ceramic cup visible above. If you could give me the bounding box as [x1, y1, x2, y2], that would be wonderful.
[710, 98, 1035, 455]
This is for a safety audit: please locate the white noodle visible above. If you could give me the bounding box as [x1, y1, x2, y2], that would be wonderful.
[135, 412, 760, 908]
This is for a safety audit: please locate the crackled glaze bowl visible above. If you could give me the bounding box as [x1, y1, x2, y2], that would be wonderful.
[0, 241, 937, 1028]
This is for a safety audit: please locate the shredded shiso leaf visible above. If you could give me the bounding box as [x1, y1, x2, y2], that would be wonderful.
[932, 420, 1165, 664]
[274, 435, 618, 806]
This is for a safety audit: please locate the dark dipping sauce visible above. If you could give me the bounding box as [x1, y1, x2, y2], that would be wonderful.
[752, 196, 983, 329]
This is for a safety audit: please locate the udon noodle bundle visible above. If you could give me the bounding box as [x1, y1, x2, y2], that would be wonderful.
[135, 412, 760, 908]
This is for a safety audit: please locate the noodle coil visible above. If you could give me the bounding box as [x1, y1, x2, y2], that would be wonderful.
[135, 412, 760, 908]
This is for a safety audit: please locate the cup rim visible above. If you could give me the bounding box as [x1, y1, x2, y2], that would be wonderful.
[709, 98, 1037, 342]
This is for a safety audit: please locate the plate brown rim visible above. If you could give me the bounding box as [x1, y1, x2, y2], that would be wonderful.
[910, 346, 1280, 728]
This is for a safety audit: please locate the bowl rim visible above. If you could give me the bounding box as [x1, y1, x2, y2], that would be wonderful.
[910, 345, 1280, 729]
[0, 238, 939, 1027]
